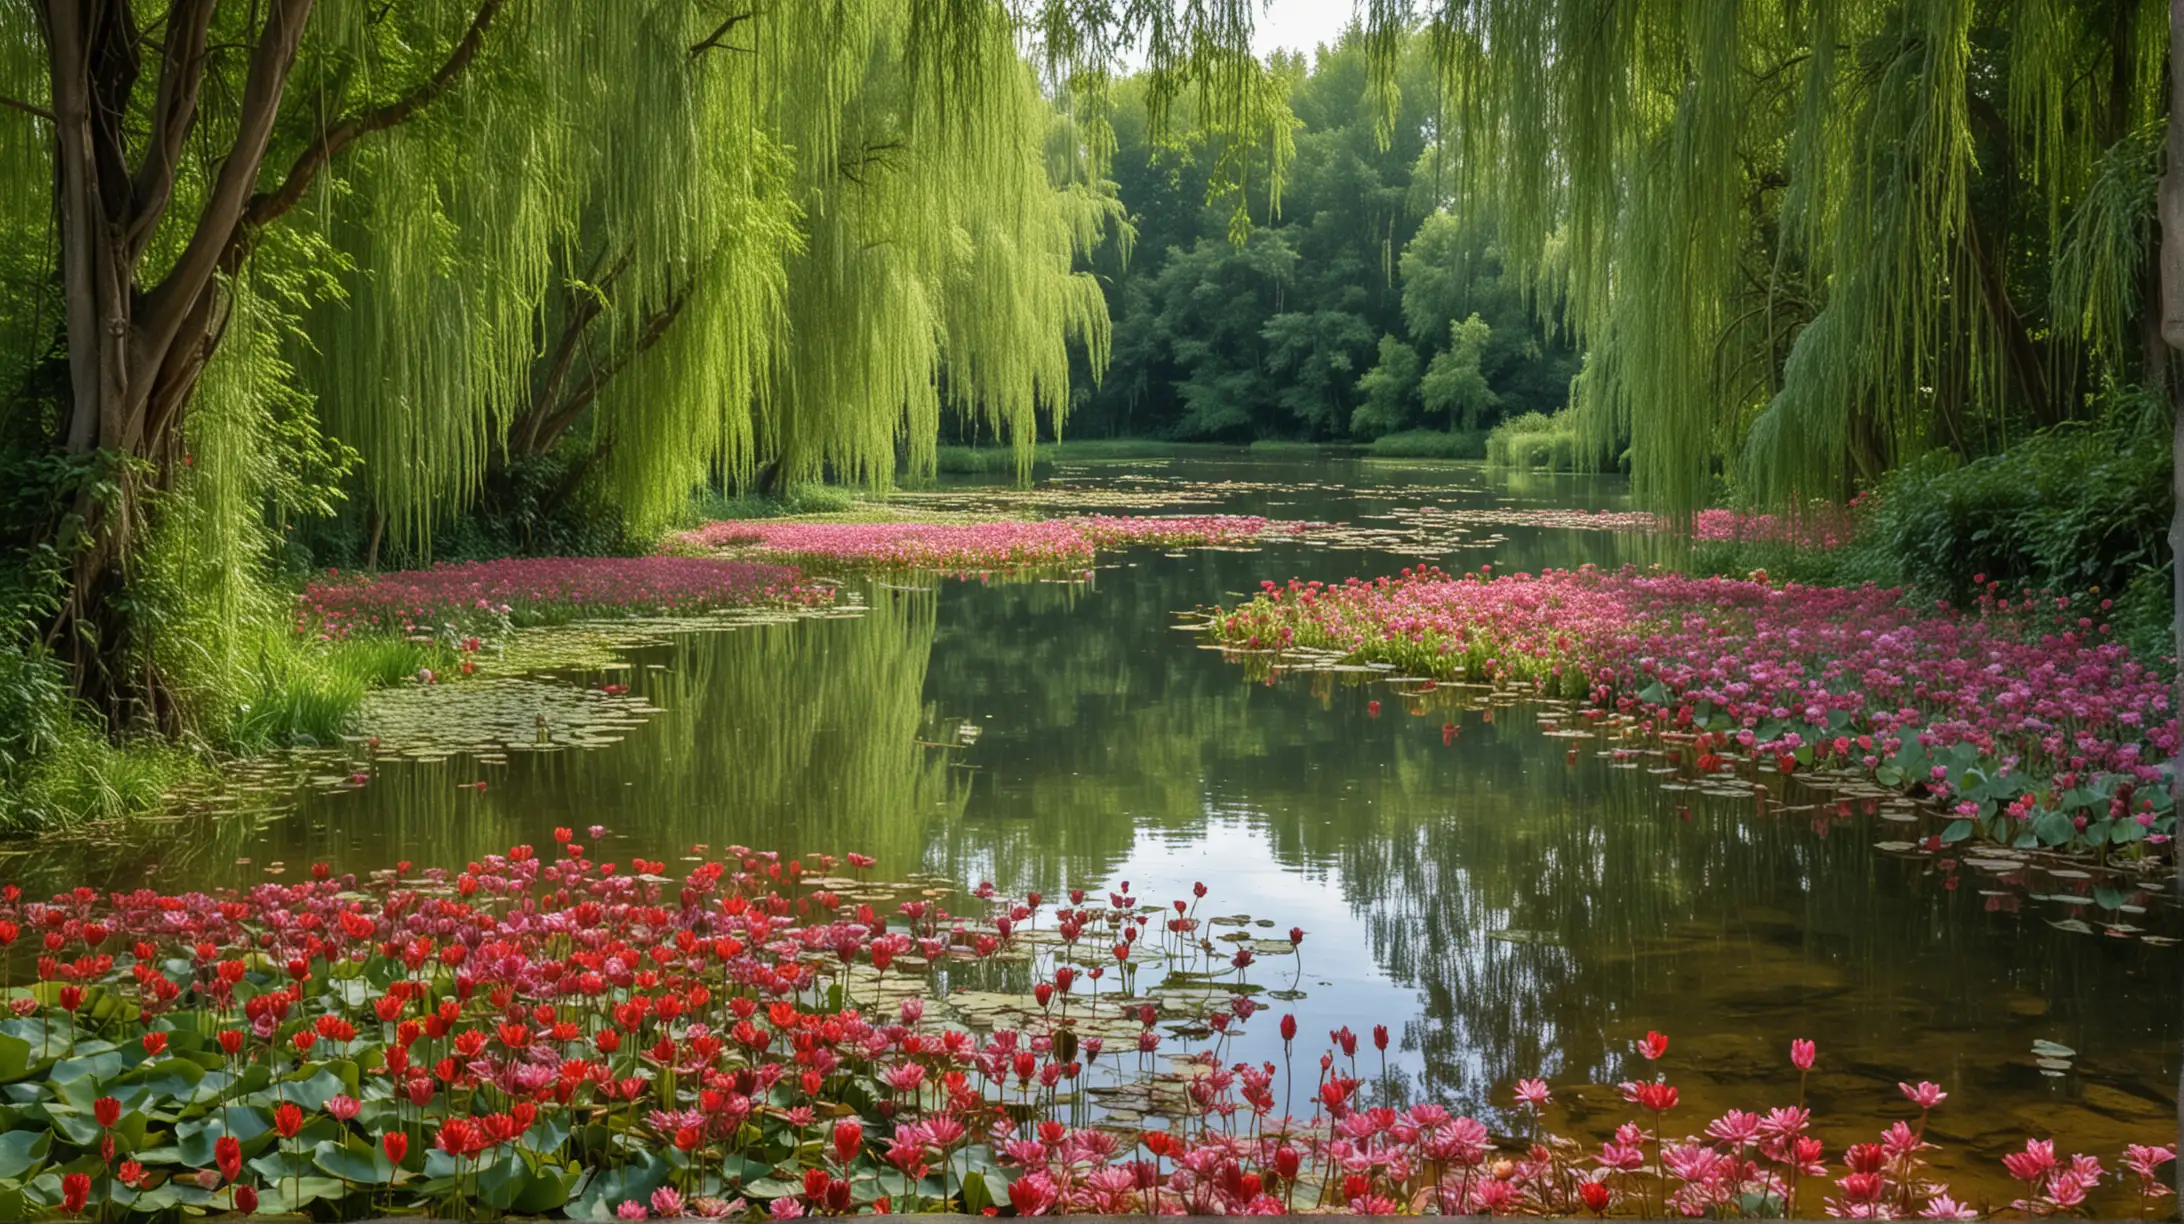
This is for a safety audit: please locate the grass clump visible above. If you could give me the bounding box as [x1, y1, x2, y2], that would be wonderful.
[1365, 429, 1487, 459]
[1485, 410, 1584, 470]
[0, 644, 199, 834]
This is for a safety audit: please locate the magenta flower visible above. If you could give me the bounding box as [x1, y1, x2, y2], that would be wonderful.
[676, 514, 1316, 571]
[1898, 1081, 1948, 1109]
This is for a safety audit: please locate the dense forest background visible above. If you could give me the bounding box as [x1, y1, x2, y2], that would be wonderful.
[1046, 39, 1581, 453]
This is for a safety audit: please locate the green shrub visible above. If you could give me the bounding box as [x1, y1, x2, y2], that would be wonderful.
[1485, 411, 1583, 470]
[0, 644, 70, 779]
[1861, 419, 2170, 611]
[688, 484, 860, 521]
[1365, 429, 1488, 459]
[930, 439, 1235, 475]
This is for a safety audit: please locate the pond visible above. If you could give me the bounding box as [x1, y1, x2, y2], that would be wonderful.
[16, 454, 2179, 1196]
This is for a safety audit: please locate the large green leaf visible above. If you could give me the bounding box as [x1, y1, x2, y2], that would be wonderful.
[0, 1034, 34, 1084]
[509, 1167, 580, 1214]
[261, 1174, 350, 1212]
[476, 1149, 535, 1209]
[959, 1167, 1012, 1213]
[313, 1135, 395, 1185]
[108, 1056, 219, 1116]
[0, 1129, 49, 1179]
[567, 1149, 669, 1220]
[172, 1108, 274, 1167]
[48, 1049, 125, 1087]
[2032, 809, 2076, 847]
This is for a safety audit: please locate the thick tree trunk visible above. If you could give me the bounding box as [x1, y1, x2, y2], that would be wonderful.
[28, 0, 499, 726]
[36, 0, 313, 724]
[2159, 0, 2184, 1201]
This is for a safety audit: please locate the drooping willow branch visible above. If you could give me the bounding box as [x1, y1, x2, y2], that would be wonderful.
[240, 0, 508, 235]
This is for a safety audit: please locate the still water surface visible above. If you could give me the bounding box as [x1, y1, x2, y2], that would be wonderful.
[22, 455, 2181, 1192]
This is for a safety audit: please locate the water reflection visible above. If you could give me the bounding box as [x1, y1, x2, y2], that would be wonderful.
[11, 455, 2175, 1198]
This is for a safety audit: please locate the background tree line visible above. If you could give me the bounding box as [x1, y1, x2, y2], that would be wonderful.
[1063, 35, 1581, 450]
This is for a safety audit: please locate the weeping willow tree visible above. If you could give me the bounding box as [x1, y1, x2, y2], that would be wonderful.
[0, 0, 1291, 726]
[1375, 0, 2167, 510]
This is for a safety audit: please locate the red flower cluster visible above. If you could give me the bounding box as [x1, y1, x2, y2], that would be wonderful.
[0, 846, 2168, 1219]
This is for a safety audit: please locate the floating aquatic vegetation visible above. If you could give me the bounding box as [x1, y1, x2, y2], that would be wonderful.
[298, 557, 833, 641]
[355, 675, 663, 757]
[1208, 565, 2177, 866]
[677, 515, 1317, 572]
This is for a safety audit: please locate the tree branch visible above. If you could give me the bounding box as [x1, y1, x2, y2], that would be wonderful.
[135, 0, 312, 371]
[0, 96, 56, 122]
[532, 285, 692, 454]
[240, 0, 506, 232]
[125, 0, 220, 263]
[690, 9, 758, 58]
[516, 252, 633, 455]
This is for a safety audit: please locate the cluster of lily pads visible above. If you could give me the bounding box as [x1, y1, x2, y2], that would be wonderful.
[298, 559, 832, 641]
[1207, 565, 2176, 860]
[0, 841, 2174, 1220]
[675, 516, 1308, 572]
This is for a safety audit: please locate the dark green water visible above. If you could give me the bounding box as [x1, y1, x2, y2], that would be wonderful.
[17, 455, 2180, 1187]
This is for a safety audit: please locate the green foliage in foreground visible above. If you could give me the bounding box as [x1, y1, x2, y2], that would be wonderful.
[0, 630, 445, 833]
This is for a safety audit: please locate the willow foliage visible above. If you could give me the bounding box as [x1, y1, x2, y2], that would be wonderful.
[282, 1, 1135, 542]
[0, 0, 1185, 562]
[1370, 0, 2169, 510]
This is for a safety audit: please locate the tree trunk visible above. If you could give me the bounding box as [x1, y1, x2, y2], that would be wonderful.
[28, 0, 500, 726]
[36, 0, 312, 724]
[2157, 0, 2184, 1200]
[1963, 208, 2056, 427]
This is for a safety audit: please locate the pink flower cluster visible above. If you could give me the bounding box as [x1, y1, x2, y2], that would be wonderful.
[1691, 507, 1856, 551]
[676, 516, 1303, 571]
[298, 556, 829, 638]
[1214, 565, 2177, 853]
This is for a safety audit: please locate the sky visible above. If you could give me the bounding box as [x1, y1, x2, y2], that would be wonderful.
[1251, 0, 1363, 59]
